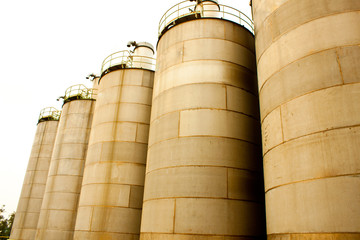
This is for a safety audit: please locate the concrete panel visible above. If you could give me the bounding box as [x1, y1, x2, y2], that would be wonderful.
[281, 84, 360, 141]
[78, 184, 130, 207]
[120, 86, 153, 105]
[86, 142, 147, 165]
[90, 122, 137, 143]
[90, 207, 141, 233]
[136, 124, 150, 144]
[143, 167, 227, 200]
[82, 163, 145, 186]
[148, 111, 179, 146]
[183, 39, 256, 72]
[264, 127, 360, 191]
[266, 176, 360, 233]
[179, 109, 260, 144]
[147, 137, 262, 173]
[129, 186, 144, 209]
[226, 86, 259, 118]
[338, 45, 360, 84]
[228, 168, 264, 202]
[140, 199, 175, 233]
[174, 199, 264, 236]
[262, 107, 283, 154]
[151, 83, 227, 121]
[154, 61, 257, 97]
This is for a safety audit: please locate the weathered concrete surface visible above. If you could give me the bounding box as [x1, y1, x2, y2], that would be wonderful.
[10, 120, 59, 240]
[140, 19, 266, 240]
[73, 69, 154, 240]
[252, 0, 360, 238]
[35, 100, 95, 240]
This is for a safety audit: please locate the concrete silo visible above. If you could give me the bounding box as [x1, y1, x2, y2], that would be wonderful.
[73, 42, 155, 239]
[35, 85, 96, 240]
[10, 108, 60, 240]
[252, 0, 360, 239]
[140, 1, 266, 239]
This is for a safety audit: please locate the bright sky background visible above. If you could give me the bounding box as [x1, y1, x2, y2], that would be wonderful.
[0, 0, 252, 217]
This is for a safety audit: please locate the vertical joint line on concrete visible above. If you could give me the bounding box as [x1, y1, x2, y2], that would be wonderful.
[226, 168, 229, 199]
[279, 106, 285, 142]
[335, 49, 345, 84]
[225, 86, 228, 110]
[178, 111, 181, 137]
[173, 199, 176, 234]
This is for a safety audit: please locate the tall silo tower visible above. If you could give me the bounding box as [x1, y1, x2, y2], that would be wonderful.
[73, 42, 155, 239]
[35, 85, 96, 240]
[252, 0, 360, 239]
[10, 108, 60, 240]
[140, 1, 266, 239]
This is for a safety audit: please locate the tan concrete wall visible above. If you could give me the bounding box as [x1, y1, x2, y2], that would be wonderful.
[35, 100, 95, 240]
[252, 0, 360, 239]
[140, 19, 265, 240]
[73, 69, 154, 240]
[10, 120, 59, 240]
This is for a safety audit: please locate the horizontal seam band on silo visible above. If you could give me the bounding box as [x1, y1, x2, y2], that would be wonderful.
[256, 9, 360, 62]
[148, 135, 261, 149]
[92, 121, 150, 127]
[262, 123, 360, 157]
[145, 165, 262, 175]
[158, 36, 255, 57]
[158, 58, 256, 75]
[265, 172, 360, 193]
[152, 82, 258, 103]
[259, 43, 360, 93]
[75, 230, 140, 235]
[142, 197, 265, 204]
[44, 191, 80, 195]
[76, 205, 142, 210]
[38, 208, 78, 212]
[97, 85, 153, 94]
[88, 140, 148, 146]
[156, 59, 256, 80]
[150, 109, 259, 125]
[85, 162, 146, 167]
[95, 102, 152, 108]
[81, 183, 144, 188]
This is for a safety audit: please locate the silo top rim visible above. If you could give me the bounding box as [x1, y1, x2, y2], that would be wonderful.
[134, 42, 155, 54]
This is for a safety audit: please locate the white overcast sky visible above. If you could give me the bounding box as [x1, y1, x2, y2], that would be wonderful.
[0, 0, 252, 216]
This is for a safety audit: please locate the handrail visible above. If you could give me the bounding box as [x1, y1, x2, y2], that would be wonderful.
[100, 50, 156, 76]
[64, 84, 96, 103]
[158, 0, 254, 36]
[38, 107, 61, 122]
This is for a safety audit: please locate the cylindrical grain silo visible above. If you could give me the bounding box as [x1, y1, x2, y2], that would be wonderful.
[73, 43, 155, 240]
[140, 1, 266, 239]
[252, 0, 360, 239]
[35, 85, 96, 240]
[10, 108, 60, 240]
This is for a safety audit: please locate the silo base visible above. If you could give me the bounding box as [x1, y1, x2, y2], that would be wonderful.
[141, 233, 262, 240]
[268, 233, 360, 240]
